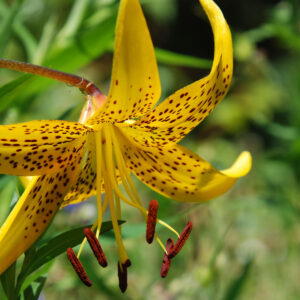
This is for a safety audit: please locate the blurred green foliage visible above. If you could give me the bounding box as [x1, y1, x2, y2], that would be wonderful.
[0, 0, 299, 299]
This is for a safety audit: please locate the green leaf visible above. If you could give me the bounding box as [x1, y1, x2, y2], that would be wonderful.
[0, 176, 15, 225]
[0, 262, 16, 300]
[155, 48, 212, 69]
[24, 221, 124, 276]
[33, 276, 47, 300]
[223, 259, 254, 300]
[0, 12, 116, 113]
[0, 0, 24, 57]
[23, 284, 34, 300]
[20, 262, 53, 295]
[0, 1, 37, 61]
[0, 74, 33, 113]
[55, 0, 91, 43]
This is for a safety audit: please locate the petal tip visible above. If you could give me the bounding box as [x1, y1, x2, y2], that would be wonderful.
[221, 151, 252, 178]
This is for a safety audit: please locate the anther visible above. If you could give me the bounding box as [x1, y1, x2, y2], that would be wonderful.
[67, 248, 92, 287]
[146, 199, 159, 244]
[84, 228, 108, 267]
[117, 261, 128, 293]
[161, 238, 174, 278]
[123, 258, 131, 268]
[168, 222, 192, 259]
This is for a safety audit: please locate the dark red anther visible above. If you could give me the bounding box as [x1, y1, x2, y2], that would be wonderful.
[67, 248, 92, 287]
[161, 238, 174, 278]
[84, 228, 108, 267]
[123, 259, 132, 268]
[168, 222, 192, 259]
[146, 199, 159, 244]
[117, 261, 128, 293]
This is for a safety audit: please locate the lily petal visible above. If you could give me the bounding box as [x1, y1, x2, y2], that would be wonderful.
[116, 127, 251, 202]
[87, 0, 161, 126]
[0, 120, 91, 176]
[62, 139, 97, 207]
[0, 149, 84, 274]
[135, 0, 232, 143]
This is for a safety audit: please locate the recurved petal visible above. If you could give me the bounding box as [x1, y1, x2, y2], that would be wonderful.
[0, 147, 84, 274]
[87, 0, 161, 126]
[61, 139, 97, 207]
[117, 128, 251, 202]
[135, 0, 232, 143]
[0, 120, 91, 176]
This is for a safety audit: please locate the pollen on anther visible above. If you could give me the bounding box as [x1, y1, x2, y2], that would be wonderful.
[146, 199, 159, 244]
[168, 222, 192, 259]
[84, 228, 108, 267]
[66, 248, 92, 287]
[161, 238, 174, 278]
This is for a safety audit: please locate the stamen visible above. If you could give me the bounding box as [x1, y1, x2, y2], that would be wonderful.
[84, 228, 108, 267]
[168, 222, 192, 259]
[161, 238, 174, 278]
[123, 259, 132, 268]
[146, 199, 159, 244]
[102, 127, 129, 263]
[95, 130, 103, 237]
[110, 127, 180, 251]
[67, 248, 92, 287]
[117, 261, 128, 293]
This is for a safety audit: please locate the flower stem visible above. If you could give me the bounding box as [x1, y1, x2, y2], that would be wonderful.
[0, 59, 102, 96]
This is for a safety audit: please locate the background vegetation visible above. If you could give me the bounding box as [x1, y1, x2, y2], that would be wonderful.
[0, 0, 299, 299]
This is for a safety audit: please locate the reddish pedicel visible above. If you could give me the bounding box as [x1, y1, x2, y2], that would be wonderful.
[84, 228, 108, 267]
[146, 199, 159, 244]
[168, 222, 192, 259]
[67, 247, 92, 287]
[161, 238, 174, 278]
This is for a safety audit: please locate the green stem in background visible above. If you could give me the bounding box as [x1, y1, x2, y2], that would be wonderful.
[0, 59, 102, 97]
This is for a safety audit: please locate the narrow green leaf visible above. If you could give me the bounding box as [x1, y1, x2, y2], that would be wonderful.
[24, 220, 124, 275]
[155, 48, 212, 69]
[0, 0, 24, 57]
[20, 262, 53, 295]
[15, 176, 25, 197]
[0, 2, 37, 61]
[23, 284, 34, 300]
[0, 176, 15, 225]
[33, 276, 47, 300]
[0, 15, 116, 110]
[32, 16, 58, 65]
[0, 281, 8, 300]
[223, 259, 254, 300]
[55, 0, 91, 44]
[0, 74, 33, 113]
[0, 262, 16, 300]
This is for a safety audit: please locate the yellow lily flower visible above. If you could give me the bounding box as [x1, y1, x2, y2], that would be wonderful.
[0, 0, 251, 285]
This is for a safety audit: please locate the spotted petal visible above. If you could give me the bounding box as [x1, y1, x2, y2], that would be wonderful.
[0, 149, 84, 274]
[135, 0, 232, 143]
[87, 0, 161, 126]
[0, 120, 91, 176]
[116, 127, 251, 202]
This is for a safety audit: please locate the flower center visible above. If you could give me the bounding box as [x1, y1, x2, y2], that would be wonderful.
[69, 123, 192, 290]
